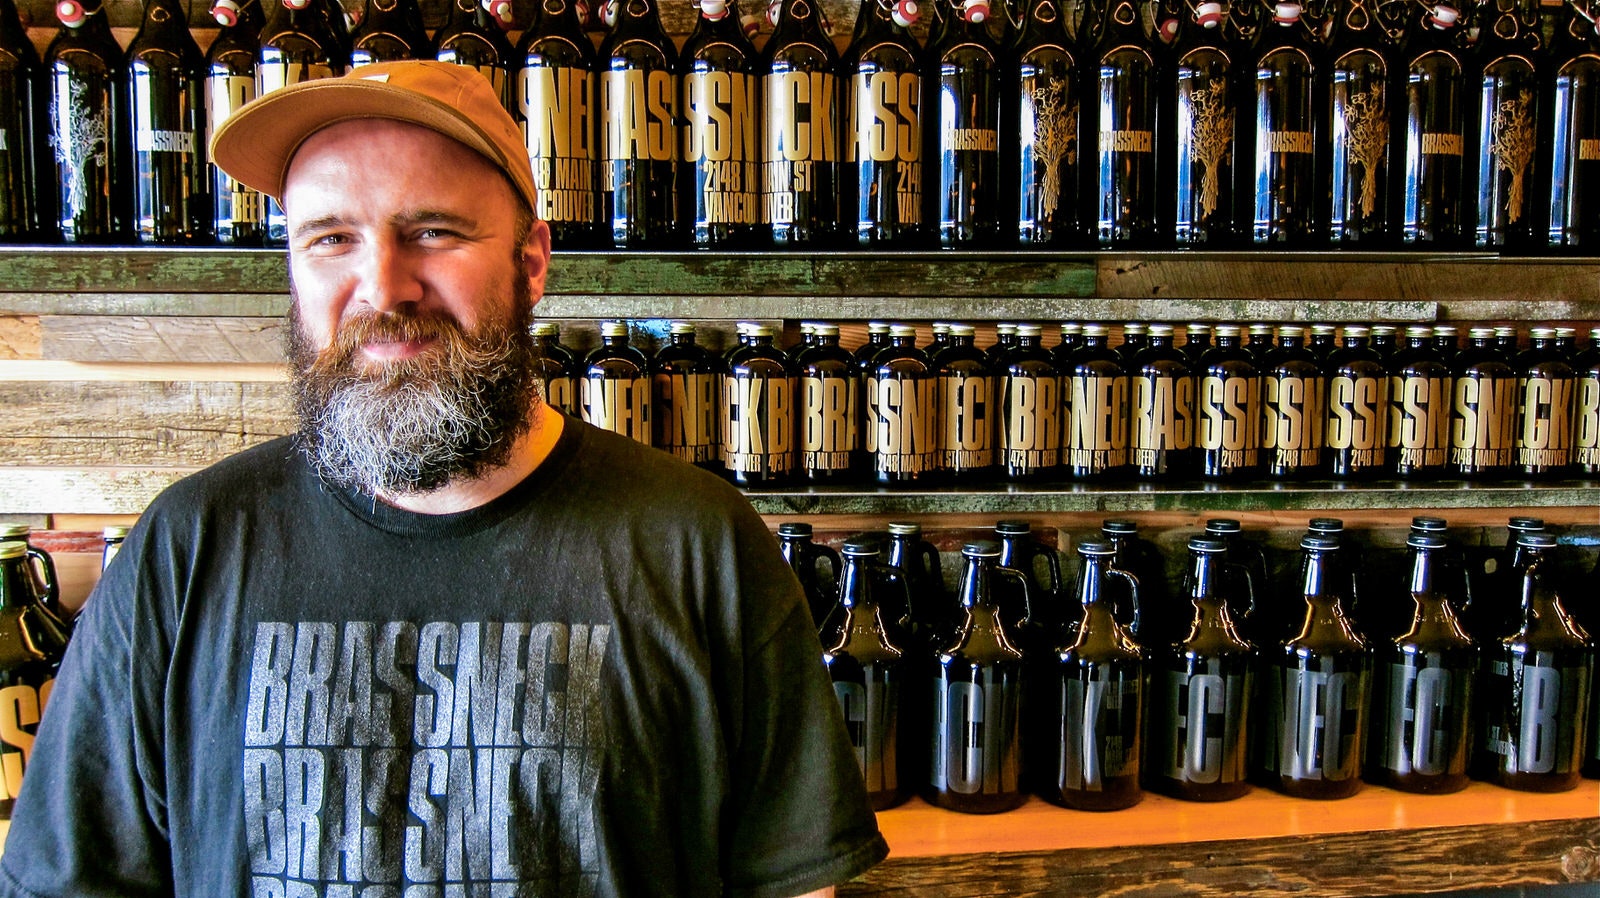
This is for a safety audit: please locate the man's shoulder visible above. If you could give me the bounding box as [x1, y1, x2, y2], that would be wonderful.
[560, 421, 755, 522]
[143, 436, 307, 521]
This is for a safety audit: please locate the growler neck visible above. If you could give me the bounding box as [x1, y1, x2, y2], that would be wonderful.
[1187, 551, 1218, 600]
[1475, 0, 1540, 50]
[854, 0, 917, 40]
[57, 0, 117, 40]
[769, 0, 832, 47]
[837, 551, 876, 609]
[0, 554, 37, 610]
[1400, 587, 1471, 649]
[522, 0, 587, 46]
[1259, 1, 1317, 47]
[1096, 0, 1151, 45]
[1076, 554, 1112, 607]
[687, 0, 756, 51]
[1408, 544, 1437, 595]
[1147, 334, 1175, 351]
[1017, 0, 1073, 46]
[932, 0, 999, 46]
[133, 0, 202, 53]
[1516, 554, 1590, 645]
[610, 0, 671, 38]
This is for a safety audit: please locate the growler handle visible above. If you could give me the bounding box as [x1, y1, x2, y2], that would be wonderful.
[993, 564, 1035, 639]
[809, 542, 843, 604]
[1223, 559, 1257, 624]
[872, 559, 915, 633]
[1029, 541, 1065, 597]
[1107, 566, 1140, 638]
[26, 547, 60, 608]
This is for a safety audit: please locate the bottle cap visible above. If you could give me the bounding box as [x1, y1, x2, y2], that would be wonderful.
[1077, 540, 1115, 557]
[1016, 323, 1043, 337]
[1311, 324, 1337, 336]
[1343, 325, 1371, 339]
[767, 0, 780, 26]
[1272, 2, 1301, 23]
[1300, 535, 1341, 551]
[1508, 516, 1544, 531]
[1248, 324, 1274, 337]
[1468, 327, 1496, 339]
[1530, 327, 1557, 339]
[1371, 325, 1397, 337]
[1278, 325, 1304, 337]
[211, 0, 243, 25]
[889, 324, 918, 338]
[892, 0, 919, 26]
[931, 322, 952, 336]
[741, 11, 761, 36]
[962, 0, 989, 22]
[776, 523, 813, 538]
[1308, 517, 1344, 533]
[0, 543, 24, 560]
[1149, 324, 1174, 337]
[0, 524, 27, 538]
[1059, 322, 1081, 335]
[600, 321, 629, 337]
[283, 0, 311, 10]
[812, 323, 839, 337]
[1195, 0, 1223, 25]
[1516, 532, 1557, 549]
[669, 321, 696, 335]
[1591, 327, 1600, 341]
[1407, 534, 1447, 550]
[1101, 519, 1138, 536]
[1558, 327, 1579, 339]
[994, 520, 1032, 535]
[1188, 537, 1227, 553]
[887, 521, 922, 536]
[699, 0, 729, 19]
[1081, 323, 1108, 337]
[867, 321, 891, 334]
[949, 323, 976, 337]
[842, 537, 881, 556]
[996, 322, 1018, 335]
[749, 324, 776, 338]
[1123, 322, 1148, 335]
[56, 0, 87, 25]
[1214, 324, 1241, 337]
[1434, 325, 1460, 337]
[1410, 515, 1448, 532]
[1405, 325, 1433, 338]
[1494, 326, 1517, 337]
[1187, 323, 1212, 334]
[1204, 518, 1241, 534]
[1428, 3, 1458, 27]
[104, 525, 131, 539]
[485, 0, 512, 23]
[962, 540, 1002, 557]
[602, 0, 618, 25]
[531, 322, 560, 337]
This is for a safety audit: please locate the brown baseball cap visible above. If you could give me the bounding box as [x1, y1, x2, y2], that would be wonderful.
[210, 60, 537, 214]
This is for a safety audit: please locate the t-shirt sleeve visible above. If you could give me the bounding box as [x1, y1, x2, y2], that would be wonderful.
[718, 508, 889, 898]
[0, 525, 173, 898]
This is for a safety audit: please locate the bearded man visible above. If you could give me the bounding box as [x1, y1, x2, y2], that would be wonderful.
[0, 62, 885, 898]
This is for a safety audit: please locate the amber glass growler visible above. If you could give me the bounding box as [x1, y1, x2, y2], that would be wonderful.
[128, 0, 209, 245]
[886, 521, 948, 648]
[0, 525, 64, 625]
[434, 0, 515, 105]
[1388, 325, 1452, 479]
[1325, 326, 1389, 479]
[842, 0, 926, 246]
[681, 0, 761, 248]
[1064, 324, 1131, 480]
[599, 0, 680, 248]
[1368, 533, 1475, 794]
[1547, 0, 1600, 251]
[1471, 0, 1541, 250]
[1091, 0, 1162, 245]
[997, 324, 1064, 482]
[1196, 325, 1262, 481]
[1262, 325, 1326, 479]
[1476, 533, 1592, 791]
[934, 323, 997, 483]
[1144, 537, 1254, 801]
[1172, 0, 1243, 245]
[777, 522, 842, 627]
[994, 520, 1065, 650]
[1255, 535, 1371, 799]
[1101, 519, 1173, 648]
[517, 0, 600, 247]
[795, 323, 861, 482]
[927, 540, 1028, 813]
[866, 325, 942, 484]
[531, 322, 578, 417]
[1513, 328, 1576, 479]
[1448, 327, 1516, 479]
[1326, 0, 1404, 245]
[722, 324, 796, 486]
[0, 541, 71, 818]
[1398, 0, 1469, 247]
[1249, 0, 1325, 245]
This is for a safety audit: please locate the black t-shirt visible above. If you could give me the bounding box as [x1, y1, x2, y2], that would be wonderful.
[0, 419, 887, 898]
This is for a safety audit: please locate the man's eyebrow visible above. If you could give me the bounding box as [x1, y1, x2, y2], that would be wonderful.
[290, 214, 350, 241]
[391, 209, 477, 229]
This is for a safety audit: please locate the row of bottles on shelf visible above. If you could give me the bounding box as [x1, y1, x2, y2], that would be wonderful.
[787, 514, 1596, 811]
[2, 0, 1597, 250]
[537, 317, 1600, 486]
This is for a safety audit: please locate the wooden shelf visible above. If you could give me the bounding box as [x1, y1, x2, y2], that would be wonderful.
[842, 783, 1600, 896]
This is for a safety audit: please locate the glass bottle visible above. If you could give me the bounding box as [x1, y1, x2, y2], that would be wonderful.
[886, 521, 948, 647]
[1245, 323, 1275, 362]
[257, 0, 344, 245]
[1144, 536, 1254, 801]
[1472, 0, 1541, 250]
[1435, 323, 1463, 361]
[531, 322, 578, 416]
[987, 321, 1018, 365]
[517, 0, 600, 248]
[927, 540, 1028, 813]
[855, 320, 892, 370]
[1117, 322, 1149, 364]
[1477, 532, 1592, 792]
[206, 0, 266, 245]
[1250, 0, 1324, 246]
[652, 322, 723, 473]
[1327, 0, 1403, 245]
[934, 323, 997, 483]
[580, 321, 652, 445]
[1471, 516, 1545, 643]
[1255, 535, 1371, 798]
[1196, 325, 1262, 481]
[1398, 0, 1469, 247]
[599, 0, 680, 248]
[1182, 321, 1213, 364]
[128, 0, 209, 245]
[1101, 519, 1172, 647]
[1547, 0, 1600, 251]
[0, 541, 72, 819]
[682, 0, 761, 248]
[1040, 540, 1144, 810]
[1308, 322, 1338, 361]
[777, 521, 842, 626]
[1371, 324, 1399, 359]
[795, 322, 861, 482]
[761, 0, 841, 246]
[722, 324, 796, 487]
[1173, 0, 1242, 246]
[1494, 324, 1519, 356]
[994, 519, 1065, 652]
[1388, 324, 1451, 478]
[1014, 0, 1084, 246]
[101, 524, 129, 571]
[1573, 327, 1600, 474]
[1203, 517, 1270, 645]
[822, 537, 911, 810]
[0, 525, 61, 624]
[841, 0, 926, 247]
[348, 0, 430, 67]
[1092, 0, 1162, 245]
[1262, 324, 1327, 479]
[45, 0, 132, 243]
[867, 324, 942, 484]
[931, 0, 1004, 246]
[1513, 328, 1576, 479]
[1064, 323, 1131, 480]
[1130, 323, 1196, 480]
[998, 323, 1064, 481]
[1305, 517, 1371, 642]
[1325, 325, 1389, 479]
[1448, 326, 1517, 479]
[0, 0, 44, 241]
[1053, 321, 1081, 357]
[1368, 533, 1475, 793]
[434, 0, 515, 107]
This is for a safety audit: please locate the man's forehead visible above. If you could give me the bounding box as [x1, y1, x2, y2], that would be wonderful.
[286, 119, 499, 186]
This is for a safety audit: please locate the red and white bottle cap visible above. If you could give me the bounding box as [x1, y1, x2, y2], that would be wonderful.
[700, 0, 728, 19]
[1158, 15, 1179, 40]
[283, 0, 311, 10]
[766, 0, 780, 26]
[1428, 3, 1458, 27]
[1272, 1, 1300, 22]
[484, 0, 512, 23]
[740, 10, 760, 35]
[892, 0, 918, 26]
[961, 0, 988, 22]
[1195, 1, 1223, 26]
[55, 0, 86, 26]
[601, 0, 617, 25]
[211, 0, 242, 25]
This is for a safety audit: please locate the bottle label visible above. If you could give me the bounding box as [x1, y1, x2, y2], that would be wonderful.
[1332, 60, 1388, 219]
[601, 68, 676, 165]
[764, 70, 838, 225]
[0, 679, 53, 803]
[1000, 374, 1062, 471]
[1381, 656, 1462, 777]
[1449, 373, 1517, 467]
[1515, 375, 1574, 466]
[1198, 375, 1260, 467]
[1328, 374, 1387, 463]
[1574, 375, 1600, 467]
[1057, 669, 1140, 792]
[685, 70, 760, 227]
[870, 375, 938, 474]
[654, 371, 719, 464]
[1019, 67, 1078, 224]
[1274, 664, 1367, 781]
[1176, 71, 1233, 221]
[1483, 70, 1536, 225]
[1066, 374, 1130, 471]
[543, 373, 575, 415]
[1484, 658, 1589, 776]
[1098, 130, 1153, 153]
[930, 673, 1019, 795]
[1388, 374, 1450, 468]
[1158, 667, 1247, 785]
[1421, 132, 1464, 156]
[723, 374, 795, 474]
[519, 66, 596, 225]
[801, 374, 858, 471]
[208, 74, 265, 230]
[257, 61, 334, 95]
[579, 374, 651, 444]
[834, 671, 898, 794]
[849, 71, 922, 224]
[939, 372, 993, 470]
[1132, 373, 1195, 463]
[135, 129, 197, 153]
[1582, 139, 1600, 162]
[1265, 131, 1315, 154]
[1262, 374, 1325, 467]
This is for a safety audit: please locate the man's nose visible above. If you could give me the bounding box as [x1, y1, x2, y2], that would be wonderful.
[356, 239, 425, 313]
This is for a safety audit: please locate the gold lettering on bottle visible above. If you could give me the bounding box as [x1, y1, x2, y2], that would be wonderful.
[1515, 375, 1574, 464]
[686, 70, 760, 227]
[801, 374, 858, 471]
[942, 128, 998, 151]
[1067, 374, 1129, 470]
[1266, 130, 1316, 154]
[1098, 129, 1153, 153]
[1421, 132, 1464, 155]
[207, 74, 264, 227]
[850, 71, 922, 222]
[870, 376, 939, 474]
[763, 70, 837, 225]
[544, 374, 574, 415]
[0, 680, 52, 801]
[601, 68, 677, 165]
[1339, 86, 1388, 217]
[1132, 374, 1194, 465]
[1574, 376, 1600, 467]
[1388, 374, 1451, 468]
[1449, 375, 1517, 468]
[1263, 375, 1325, 467]
[1198, 375, 1260, 463]
[519, 66, 596, 225]
[1581, 138, 1600, 161]
[1327, 375, 1387, 463]
[580, 375, 651, 444]
[939, 372, 993, 469]
[1001, 374, 1062, 470]
[1489, 88, 1535, 223]
[1185, 77, 1233, 218]
[654, 372, 720, 464]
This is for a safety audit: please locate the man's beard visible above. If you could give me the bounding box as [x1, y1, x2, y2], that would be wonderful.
[286, 279, 542, 498]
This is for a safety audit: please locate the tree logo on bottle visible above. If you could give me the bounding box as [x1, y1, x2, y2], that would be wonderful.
[1342, 89, 1388, 217]
[1187, 79, 1233, 218]
[1489, 90, 1534, 223]
[1028, 82, 1077, 219]
[49, 79, 108, 216]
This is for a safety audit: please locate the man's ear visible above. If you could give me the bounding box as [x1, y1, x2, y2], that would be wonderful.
[523, 218, 553, 308]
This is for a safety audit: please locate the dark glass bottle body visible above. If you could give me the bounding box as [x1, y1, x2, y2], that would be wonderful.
[348, 0, 431, 67]
[1255, 538, 1371, 798]
[931, 0, 1004, 246]
[1065, 328, 1131, 480]
[723, 328, 796, 486]
[257, 0, 344, 245]
[1368, 536, 1475, 794]
[1041, 542, 1144, 810]
[1448, 331, 1517, 478]
[1094, 0, 1162, 245]
[867, 330, 942, 484]
[1513, 334, 1576, 478]
[1399, 3, 1469, 246]
[1130, 329, 1196, 480]
[1325, 331, 1389, 479]
[652, 327, 723, 472]
[1547, 6, 1600, 251]
[1327, 0, 1402, 244]
[933, 328, 997, 483]
[206, 0, 266, 245]
[842, 0, 926, 246]
[927, 541, 1028, 813]
[45, 0, 132, 243]
[1388, 331, 1452, 478]
[1250, 1, 1324, 245]
[0, 544, 72, 819]
[681, 0, 762, 248]
[580, 325, 653, 445]
[1101, 519, 1170, 646]
[777, 522, 842, 627]
[795, 327, 862, 482]
[0, 0, 45, 241]
[1472, 0, 1541, 250]
[1262, 330, 1326, 478]
[998, 328, 1063, 481]
[434, 0, 515, 107]
[1573, 333, 1600, 474]
[599, 0, 681, 248]
[1145, 539, 1254, 801]
[762, 0, 841, 246]
[128, 0, 209, 245]
[1173, 0, 1241, 245]
[1015, 0, 1083, 245]
[517, 0, 599, 248]
[886, 522, 948, 648]
[530, 324, 578, 417]
[1196, 331, 1262, 480]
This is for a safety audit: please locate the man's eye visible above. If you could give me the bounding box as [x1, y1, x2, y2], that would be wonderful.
[313, 233, 350, 246]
